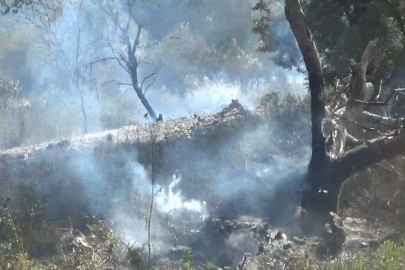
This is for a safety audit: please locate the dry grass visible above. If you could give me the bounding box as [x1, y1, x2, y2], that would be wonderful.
[0, 197, 149, 270]
[297, 241, 405, 270]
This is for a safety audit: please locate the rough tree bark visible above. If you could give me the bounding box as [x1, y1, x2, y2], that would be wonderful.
[285, 0, 405, 234]
[285, 0, 332, 234]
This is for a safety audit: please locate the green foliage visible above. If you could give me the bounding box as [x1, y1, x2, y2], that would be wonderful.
[0, 198, 49, 269]
[205, 262, 216, 270]
[303, 0, 394, 80]
[0, 0, 64, 18]
[260, 90, 310, 114]
[253, 0, 405, 88]
[301, 241, 405, 270]
[252, 0, 278, 54]
[253, 0, 304, 69]
[182, 248, 194, 270]
[0, 197, 138, 269]
[0, 0, 28, 14]
[178, 248, 216, 270]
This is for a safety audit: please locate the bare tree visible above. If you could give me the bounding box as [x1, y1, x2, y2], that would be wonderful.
[27, 0, 107, 134]
[285, 0, 405, 234]
[97, 0, 161, 121]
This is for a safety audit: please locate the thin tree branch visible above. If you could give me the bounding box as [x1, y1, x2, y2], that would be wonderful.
[83, 57, 118, 66]
[125, 9, 131, 31]
[141, 67, 160, 94]
[347, 39, 379, 109]
[331, 101, 348, 114]
[346, 132, 361, 144]
[383, 88, 396, 104]
[137, 37, 182, 49]
[105, 23, 130, 73]
[354, 100, 393, 106]
[362, 111, 405, 126]
[333, 113, 385, 135]
[132, 24, 142, 56]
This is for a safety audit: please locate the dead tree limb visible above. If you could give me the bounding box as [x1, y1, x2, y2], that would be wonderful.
[347, 39, 379, 111]
[361, 111, 405, 126]
[336, 127, 405, 184]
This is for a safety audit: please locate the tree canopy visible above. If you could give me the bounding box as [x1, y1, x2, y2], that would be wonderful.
[254, 0, 405, 89]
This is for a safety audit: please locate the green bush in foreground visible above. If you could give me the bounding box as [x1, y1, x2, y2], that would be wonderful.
[302, 241, 405, 270]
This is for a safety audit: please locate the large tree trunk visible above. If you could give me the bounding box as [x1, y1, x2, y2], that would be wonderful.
[285, 0, 333, 234]
[285, 0, 405, 234]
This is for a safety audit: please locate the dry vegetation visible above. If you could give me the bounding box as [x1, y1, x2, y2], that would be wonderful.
[0, 95, 404, 269]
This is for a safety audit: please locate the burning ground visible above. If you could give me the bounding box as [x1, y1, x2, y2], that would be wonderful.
[1, 99, 403, 269]
[0, 100, 311, 267]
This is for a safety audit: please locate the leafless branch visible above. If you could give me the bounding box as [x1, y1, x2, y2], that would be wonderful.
[90, 78, 100, 102]
[118, 51, 130, 66]
[102, 2, 135, 62]
[143, 77, 158, 95]
[333, 113, 385, 135]
[345, 132, 361, 144]
[362, 111, 405, 126]
[111, 49, 130, 73]
[347, 39, 379, 109]
[375, 79, 383, 100]
[131, 24, 143, 56]
[344, 136, 362, 150]
[141, 66, 160, 94]
[39, 0, 51, 28]
[125, 10, 131, 31]
[117, 82, 133, 86]
[137, 36, 182, 49]
[124, 88, 132, 95]
[105, 23, 130, 73]
[354, 100, 392, 106]
[331, 101, 348, 114]
[83, 57, 117, 66]
[382, 88, 396, 104]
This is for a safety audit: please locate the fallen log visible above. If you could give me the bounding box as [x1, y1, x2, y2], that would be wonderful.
[0, 101, 267, 216]
[1, 101, 260, 168]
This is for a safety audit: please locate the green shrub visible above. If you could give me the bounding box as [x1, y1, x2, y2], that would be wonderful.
[300, 241, 405, 270]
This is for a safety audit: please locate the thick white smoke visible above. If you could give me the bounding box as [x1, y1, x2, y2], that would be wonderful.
[1, 0, 311, 261]
[12, 0, 306, 138]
